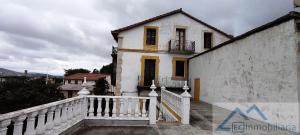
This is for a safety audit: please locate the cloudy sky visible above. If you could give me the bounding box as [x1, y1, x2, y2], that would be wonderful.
[0, 0, 296, 75]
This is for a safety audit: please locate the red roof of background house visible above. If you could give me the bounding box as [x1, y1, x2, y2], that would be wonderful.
[64, 73, 108, 81]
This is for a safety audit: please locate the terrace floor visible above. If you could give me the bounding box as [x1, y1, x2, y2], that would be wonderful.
[72, 101, 297, 135]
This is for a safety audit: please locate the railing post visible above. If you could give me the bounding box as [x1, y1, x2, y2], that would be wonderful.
[149, 80, 158, 125]
[78, 77, 90, 119]
[180, 81, 191, 124]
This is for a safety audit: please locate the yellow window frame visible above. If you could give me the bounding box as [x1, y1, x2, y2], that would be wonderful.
[143, 26, 159, 52]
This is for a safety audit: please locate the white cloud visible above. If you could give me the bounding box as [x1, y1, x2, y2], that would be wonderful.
[0, 0, 295, 75]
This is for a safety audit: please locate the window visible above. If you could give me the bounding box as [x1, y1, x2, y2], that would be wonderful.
[146, 28, 157, 45]
[175, 61, 185, 77]
[172, 57, 187, 79]
[68, 80, 71, 84]
[144, 26, 158, 51]
[75, 80, 78, 84]
[176, 28, 186, 47]
[67, 91, 73, 98]
[296, 23, 300, 32]
[204, 32, 212, 49]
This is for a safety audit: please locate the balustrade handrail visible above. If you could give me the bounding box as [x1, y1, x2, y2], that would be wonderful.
[0, 96, 82, 121]
[87, 95, 150, 100]
[161, 88, 181, 99]
[160, 82, 191, 124]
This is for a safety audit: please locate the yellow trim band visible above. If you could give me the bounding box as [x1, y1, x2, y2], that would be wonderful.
[162, 101, 181, 122]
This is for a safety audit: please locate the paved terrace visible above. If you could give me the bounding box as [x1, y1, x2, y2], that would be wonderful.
[73, 102, 297, 135]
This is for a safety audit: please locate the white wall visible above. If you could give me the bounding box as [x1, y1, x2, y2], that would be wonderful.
[118, 13, 230, 53]
[120, 52, 189, 96]
[189, 20, 299, 131]
[117, 13, 231, 96]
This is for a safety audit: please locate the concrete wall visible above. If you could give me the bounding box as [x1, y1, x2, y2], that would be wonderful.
[189, 20, 299, 131]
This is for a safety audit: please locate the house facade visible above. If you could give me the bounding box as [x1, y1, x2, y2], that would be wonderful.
[60, 73, 111, 98]
[111, 9, 232, 96]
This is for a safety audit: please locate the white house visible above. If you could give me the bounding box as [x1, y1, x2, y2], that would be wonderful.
[111, 8, 232, 96]
[60, 73, 111, 98]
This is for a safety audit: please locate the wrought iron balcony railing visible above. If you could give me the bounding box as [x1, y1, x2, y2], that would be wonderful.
[168, 39, 195, 54]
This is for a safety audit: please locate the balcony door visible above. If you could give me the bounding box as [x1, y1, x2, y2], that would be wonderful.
[144, 59, 156, 86]
[176, 28, 186, 50]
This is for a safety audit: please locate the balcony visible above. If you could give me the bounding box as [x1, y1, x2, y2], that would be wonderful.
[168, 40, 195, 54]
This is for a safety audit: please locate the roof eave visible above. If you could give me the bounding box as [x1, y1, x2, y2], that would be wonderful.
[110, 8, 233, 42]
[189, 11, 300, 60]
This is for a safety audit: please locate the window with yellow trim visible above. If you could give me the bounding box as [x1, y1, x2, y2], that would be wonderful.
[146, 28, 157, 45]
[144, 26, 158, 51]
[172, 57, 187, 80]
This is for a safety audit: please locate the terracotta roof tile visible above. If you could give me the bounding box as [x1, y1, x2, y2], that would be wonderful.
[64, 73, 107, 81]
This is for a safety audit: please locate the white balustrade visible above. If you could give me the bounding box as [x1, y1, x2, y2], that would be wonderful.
[160, 81, 191, 124]
[85, 96, 151, 121]
[0, 96, 83, 135]
[0, 80, 160, 135]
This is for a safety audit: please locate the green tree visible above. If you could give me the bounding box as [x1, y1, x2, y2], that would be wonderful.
[64, 68, 90, 76]
[100, 63, 112, 74]
[0, 78, 64, 114]
[92, 69, 100, 74]
[94, 79, 109, 95]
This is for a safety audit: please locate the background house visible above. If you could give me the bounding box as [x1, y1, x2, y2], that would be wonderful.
[60, 73, 111, 98]
[111, 9, 232, 96]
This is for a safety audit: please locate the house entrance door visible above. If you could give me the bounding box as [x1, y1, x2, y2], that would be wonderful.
[194, 79, 200, 101]
[144, 59, 156, 86]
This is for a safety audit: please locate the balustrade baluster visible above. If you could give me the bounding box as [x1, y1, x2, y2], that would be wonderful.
[119, 98, 124, 117]
[13, 115, 27, 135]
[127, 98, 131, 117]
[74, 100, 80, 120]
[53, 105, 63, 131]
[0, 119, 11, 135]
[45, 106, 56, 134]
[112, 98, 117, 117]
[104, 98, 109, 117]
[61, 103, 68, 127]
[24, 112, 38, 135]
[97, 97, 102, 117]
[142, 99, 146, 117]
[67, 102, 73, 125]
[36, 109, 48, 135]
[88, 98, 94, 117]
[135, 99, 140, 117]
[79, 98, 85, 118]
